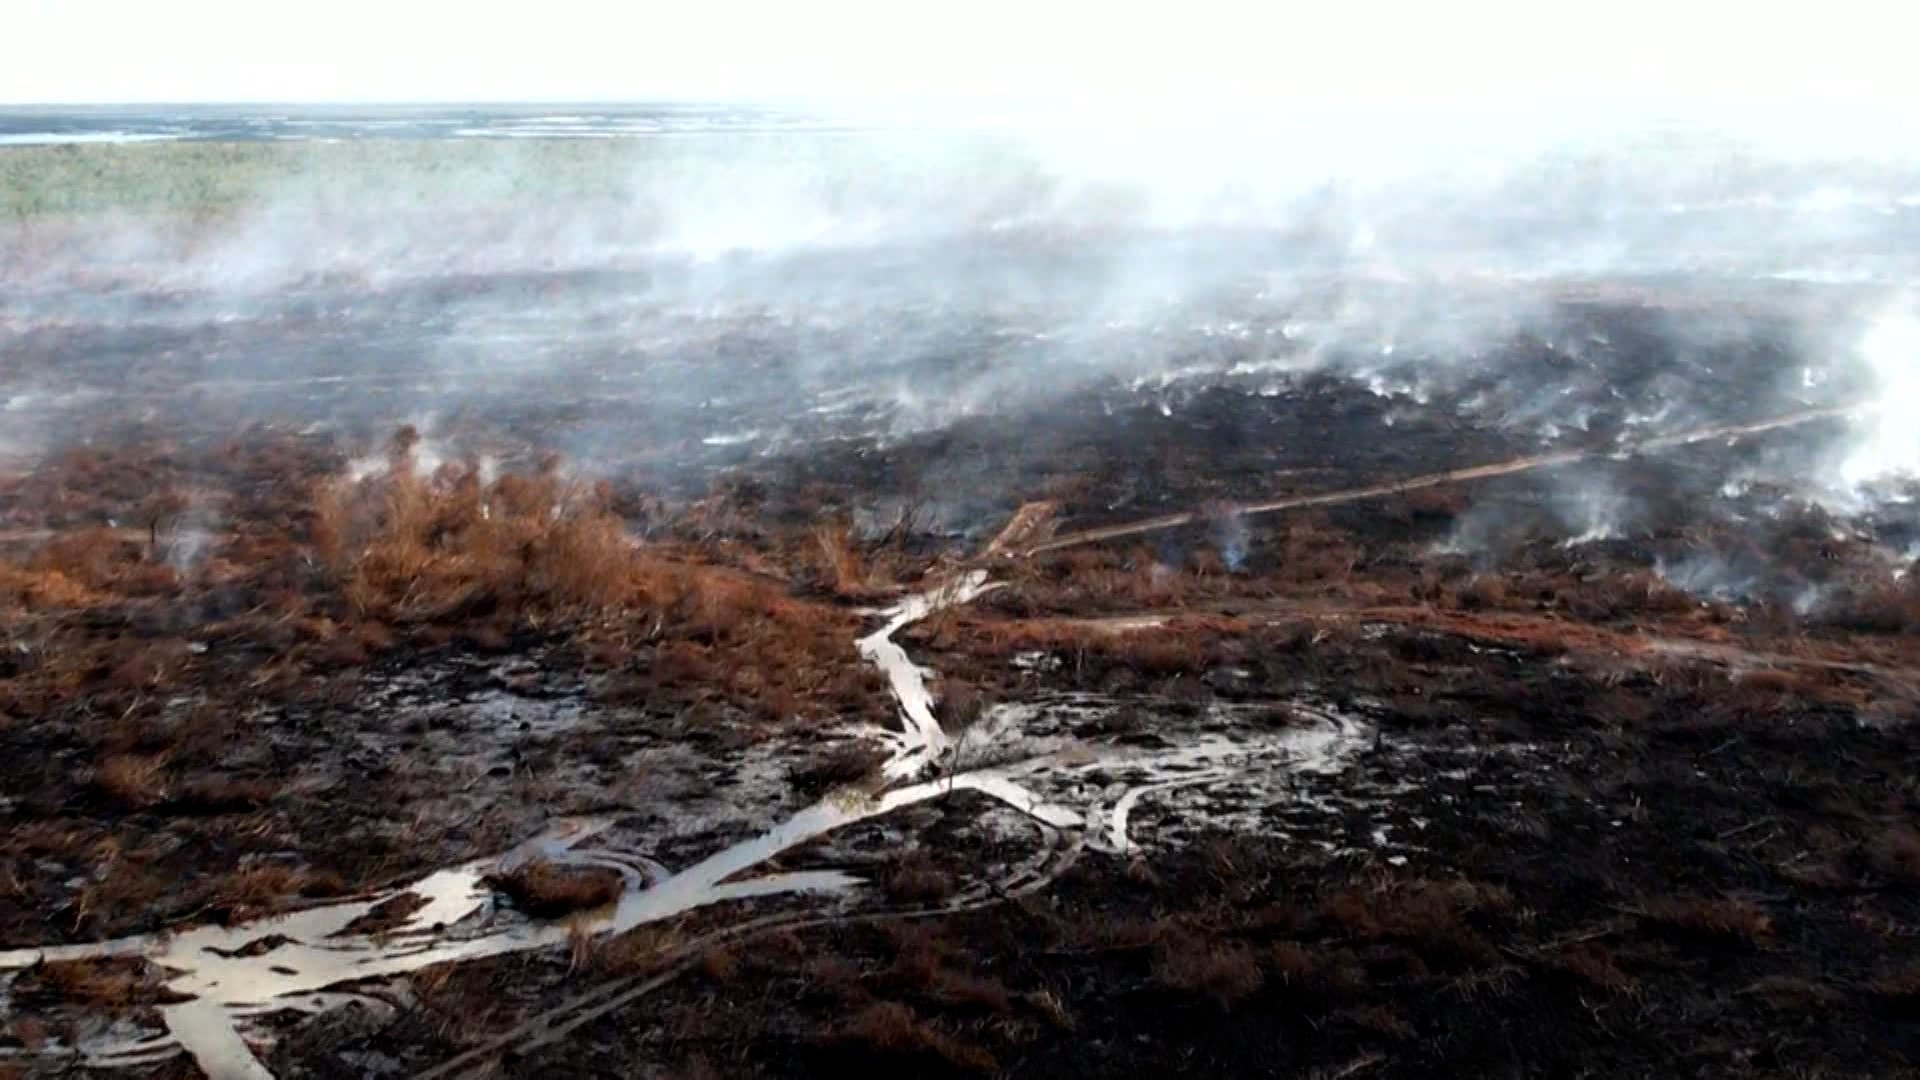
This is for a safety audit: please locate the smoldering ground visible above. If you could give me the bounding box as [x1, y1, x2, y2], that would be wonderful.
[4, 116, 1920, 519]
[8, 106, 1920, 1080]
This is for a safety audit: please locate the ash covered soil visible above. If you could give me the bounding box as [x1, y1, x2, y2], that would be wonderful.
[2, 236, 1920, 1080]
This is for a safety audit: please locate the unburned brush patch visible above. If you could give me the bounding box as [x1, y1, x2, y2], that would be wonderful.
[486, 860, 625, 918]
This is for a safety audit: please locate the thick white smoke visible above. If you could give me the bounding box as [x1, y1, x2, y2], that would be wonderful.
[1839, 310, 1920, 489]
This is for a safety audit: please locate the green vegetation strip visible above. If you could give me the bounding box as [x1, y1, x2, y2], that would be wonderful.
[0, 133, 1023, 220]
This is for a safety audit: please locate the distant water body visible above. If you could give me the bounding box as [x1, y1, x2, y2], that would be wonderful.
[0, 104, 856, 145]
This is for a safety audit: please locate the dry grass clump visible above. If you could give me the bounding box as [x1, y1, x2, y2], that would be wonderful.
[882, 925, 1017, 1016]
[28, 528, 155, 592]
[1733, 667, 1825, 696]
[1151, 932, 1266, 1007]
[1450, 575, 1508, 612]
[1712, 663, 1871, 715]
[13, 956, 187, 1007]
[1015, 544, 1211, 612]
[209, 862, 349, 924]
[1543, 944, 1640, 997]
[90, 746, 274, 816]
[52, 838, 173, 938]
[809, 520, 896, 598]
[92, 753, 169, 809]
[17, 445, 187, 521]
[1094, 631, 1217, 677]
[1268, 516, 1369, 591]
[486, 859, 625, 918]
[1558, 570, 1698, 621]
[840, 1001, 998, 1073]
[313, 452, 649, 620]
[105, 640, 192, 694]
[0, 522, 182, 614]
[590, 925, 683, 976]
[1318, 878, 1513, 970]
[946, 614, 1251, 684]
[0, 429, 851, 732]
[1636, 895, 1774, 944]
[303, 435, 856, 719]
[0, 563, 105, 610]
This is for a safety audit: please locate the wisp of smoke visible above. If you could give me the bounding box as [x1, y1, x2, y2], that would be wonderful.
[1656, 554, 1755, 602]
[1208, 504, 1250, 572]
[1554, 470, 1634, 546]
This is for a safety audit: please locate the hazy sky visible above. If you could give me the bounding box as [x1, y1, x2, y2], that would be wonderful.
[5, 0, 1916, 115]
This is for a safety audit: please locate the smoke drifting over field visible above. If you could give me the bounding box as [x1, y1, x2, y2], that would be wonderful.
[3, 110, 1920, 545]
[1840, 311, 1920, 486]
[12, 99, 1920, 1080]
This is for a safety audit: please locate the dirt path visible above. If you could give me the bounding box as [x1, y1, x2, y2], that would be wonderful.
[1039, 595, 1920, 692]
[1019, 403, 1873, 557]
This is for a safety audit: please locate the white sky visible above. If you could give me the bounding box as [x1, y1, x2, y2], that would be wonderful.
[5, 0, 1918, 116]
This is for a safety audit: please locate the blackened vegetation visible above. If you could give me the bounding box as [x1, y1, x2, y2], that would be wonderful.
[419, 677, 1918, 1079]
[3, 295, 1919, 1076]
[264, 577, 1920, 1079]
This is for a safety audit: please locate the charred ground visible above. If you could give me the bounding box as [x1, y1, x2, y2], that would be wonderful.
[2, 265, 1918, 1079]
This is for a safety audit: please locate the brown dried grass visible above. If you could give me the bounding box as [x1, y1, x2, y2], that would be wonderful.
[843, 1001, 998, 1073]
[92, 753, 168, 808]
[487, 860, 624, 918]
[1637, 895, 1775, 944]
[1151, 932, 1266, 1007]
[14, 957, 187, 1007]
[209, 862, 349, 924]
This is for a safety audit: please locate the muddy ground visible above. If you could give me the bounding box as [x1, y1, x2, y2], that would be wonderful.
[2, 279, 1919, 1078]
